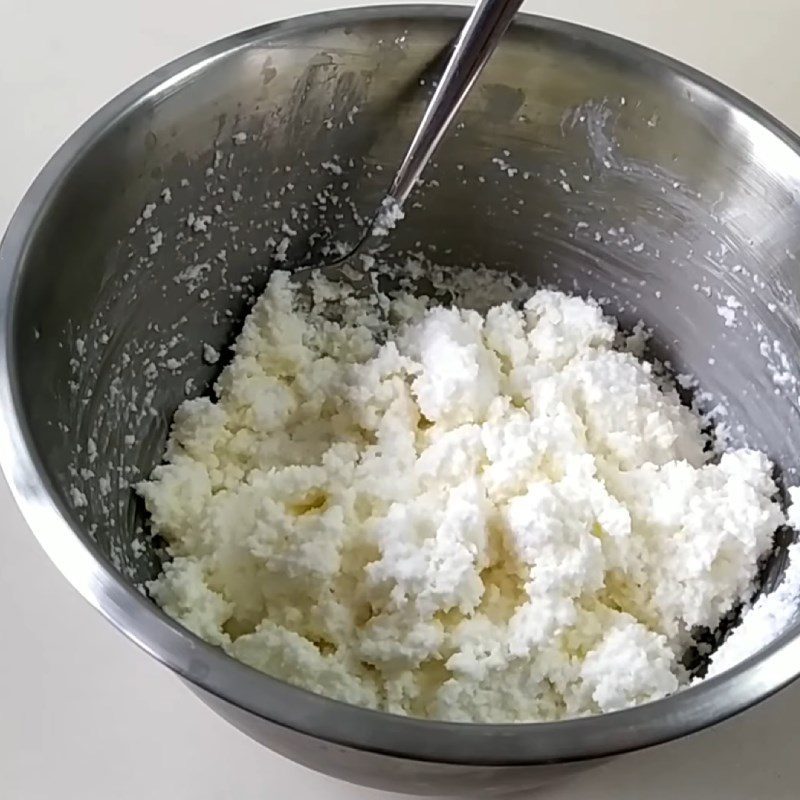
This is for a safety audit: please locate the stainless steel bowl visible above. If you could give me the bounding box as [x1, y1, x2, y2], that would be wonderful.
[4, 5, 800, 796]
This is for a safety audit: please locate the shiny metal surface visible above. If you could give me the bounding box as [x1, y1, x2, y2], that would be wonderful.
[3, 5, 800, 795]
[387, 0, 524, 206]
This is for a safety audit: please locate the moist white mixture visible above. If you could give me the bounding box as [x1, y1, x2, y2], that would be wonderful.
[139, 269, 785, 722]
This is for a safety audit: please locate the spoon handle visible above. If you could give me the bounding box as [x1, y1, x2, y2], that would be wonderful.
[387, 0, 525, 207]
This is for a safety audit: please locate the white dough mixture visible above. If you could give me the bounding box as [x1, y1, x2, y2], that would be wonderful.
[139, 267, 785, 722]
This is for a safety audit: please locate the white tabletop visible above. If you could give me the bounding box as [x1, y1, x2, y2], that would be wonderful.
[2, 2, 800, 798]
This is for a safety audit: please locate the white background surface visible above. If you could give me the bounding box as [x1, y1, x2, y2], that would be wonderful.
[2, 1, 800, 798]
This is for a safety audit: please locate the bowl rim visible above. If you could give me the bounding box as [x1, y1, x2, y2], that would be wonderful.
[3, 3, 800, 767]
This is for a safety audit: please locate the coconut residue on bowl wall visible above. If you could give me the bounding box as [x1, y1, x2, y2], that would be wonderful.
[55, 41, 800, 715]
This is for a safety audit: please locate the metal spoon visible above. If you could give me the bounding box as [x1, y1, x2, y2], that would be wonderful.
[295, 0, 524, 288]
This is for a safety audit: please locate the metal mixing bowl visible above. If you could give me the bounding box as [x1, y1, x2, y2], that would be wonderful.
[4, 5, 800, 796]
